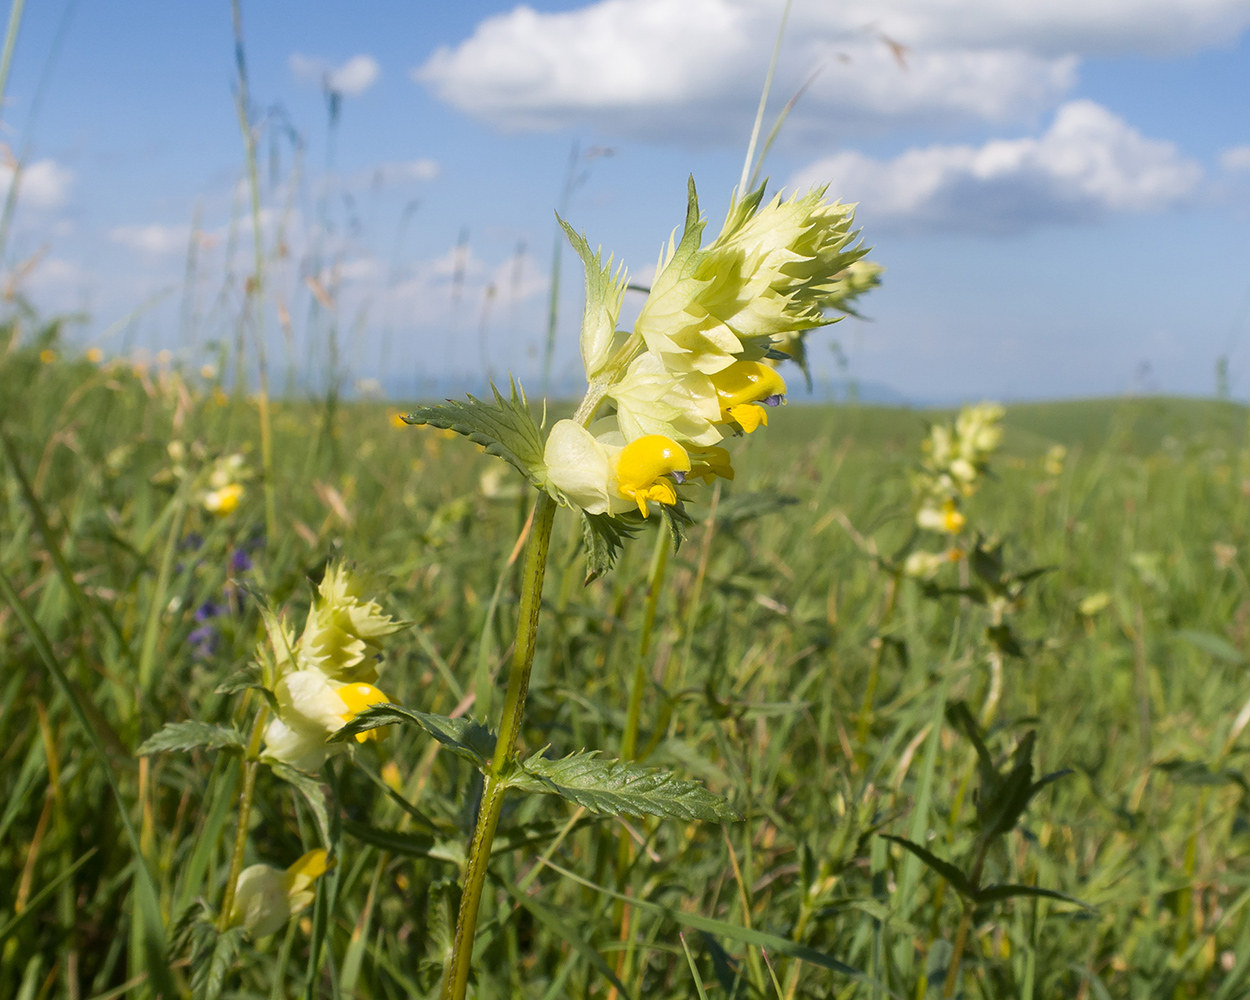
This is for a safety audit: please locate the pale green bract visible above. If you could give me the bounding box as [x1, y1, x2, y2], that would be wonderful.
[558, 217, 629, 380]
[635, 178, 867, 376]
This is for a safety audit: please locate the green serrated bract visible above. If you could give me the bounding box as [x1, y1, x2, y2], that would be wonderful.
[404, 378, 546, 488]
[580, 510, 638, 583]
[330, 703, 497, 770]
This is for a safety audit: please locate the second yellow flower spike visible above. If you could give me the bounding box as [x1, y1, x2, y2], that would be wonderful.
[615, 435, 690, 517]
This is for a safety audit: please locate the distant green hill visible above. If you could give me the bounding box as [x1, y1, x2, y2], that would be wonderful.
[769, 396, 1248, 456]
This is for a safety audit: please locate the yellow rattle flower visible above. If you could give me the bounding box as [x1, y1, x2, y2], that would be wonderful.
[203, 483, 245, 516]
[917, 500, 966, 534]
[709, 360, 786, 434]
[336, 682, 391, 742]
[229, 849, 330, 938]
[687, 446, 735, 484]
[615, 435, 690, 517]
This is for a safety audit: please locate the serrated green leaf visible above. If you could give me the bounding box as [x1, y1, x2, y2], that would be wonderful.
[329, 704, 497, 769]
[979, 731, 1037, 841]
[192, 925, 245, 1000]
[404, 378, 546, 487]
[661, 500, 694, 553]
[510, 750, 740, 821]
[974, 883, 1092, 910]
[581, 510, 638, 584]
[137, 721, 245, 756]
[881, 835, 975, 899]
[214, 664, 264, 696]
[268, 760, 330, 846]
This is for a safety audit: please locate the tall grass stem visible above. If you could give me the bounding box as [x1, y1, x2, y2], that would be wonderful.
[738, 0, 792, 196]
[230, 0, 278, 543]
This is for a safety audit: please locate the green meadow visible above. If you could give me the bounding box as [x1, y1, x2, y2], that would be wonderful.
[5, 322, 1250, 997]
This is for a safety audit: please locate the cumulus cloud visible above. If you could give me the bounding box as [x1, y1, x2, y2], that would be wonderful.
[789, 100, 1202, 234]
[289, 53, 380, 96]
[0, 158, 74, 210]
[831, 0, 1250, 56]
[110, 223, 191, 255]
[1221, 145, 1250, 172]
[415, 0, 1250, 141]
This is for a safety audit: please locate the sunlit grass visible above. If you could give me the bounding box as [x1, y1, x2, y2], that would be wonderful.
[4, 328, 1250, 997]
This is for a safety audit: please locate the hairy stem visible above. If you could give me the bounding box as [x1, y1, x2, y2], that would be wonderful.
[217, 703, 270, 931]
[441, 491, 557, 1000]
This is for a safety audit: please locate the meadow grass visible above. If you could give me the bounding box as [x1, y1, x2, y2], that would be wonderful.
[4, 324, 1250, 998]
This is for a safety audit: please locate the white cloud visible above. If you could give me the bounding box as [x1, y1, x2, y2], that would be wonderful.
[789, 100, 1202, 234]
[110, 223, 191, 255]
[289, 53, 380, 97]
[416, 0, 1250, 141]
[828, 0, 1250, 57]
[1221, 145, 1250, 172]
[0, 158, 74, 210]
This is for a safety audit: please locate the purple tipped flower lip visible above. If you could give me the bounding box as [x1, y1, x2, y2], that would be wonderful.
[230, 549, 253, 572]
[762, 394, 784, 407]
[670, 470, 687, 484]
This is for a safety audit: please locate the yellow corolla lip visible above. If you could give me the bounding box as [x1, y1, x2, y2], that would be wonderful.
[708, 361, 786, 433]
[337, 682, 390, 742]
[615, 435, 691, 517]
[687, 446, 735, 484]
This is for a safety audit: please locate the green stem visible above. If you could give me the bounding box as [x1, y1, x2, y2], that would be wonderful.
[230, 0, 278, 544]
[942, 841, 988, 998]
[855, 570, 900, 767]
[441, 491, 557, 1000]
[217, 703, 270, 931]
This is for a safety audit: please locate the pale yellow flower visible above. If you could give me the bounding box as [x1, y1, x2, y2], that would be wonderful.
[635, 183, 863, 376]
[917, 500, 966, 534]
[608, 352, 722, 447]
[230, 849, 329, 938]
[203, 483, 244, 516]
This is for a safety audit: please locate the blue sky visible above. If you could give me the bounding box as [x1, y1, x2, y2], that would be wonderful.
[6, 0, 1250, 402]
